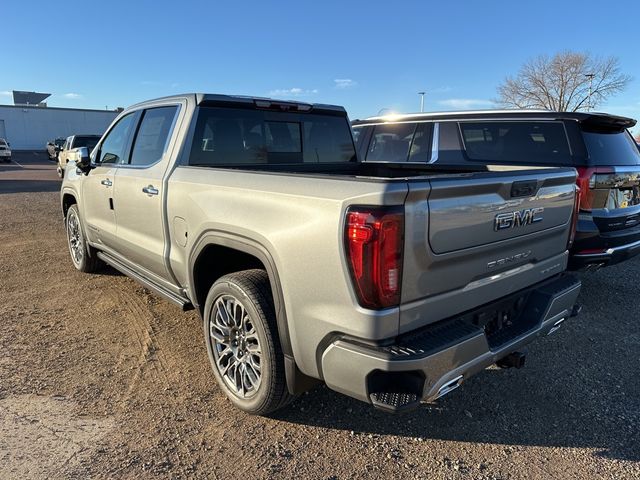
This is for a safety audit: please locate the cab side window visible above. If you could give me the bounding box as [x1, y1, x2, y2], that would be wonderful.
[99, 113, 136, 164]
[129, 106, 178, 166]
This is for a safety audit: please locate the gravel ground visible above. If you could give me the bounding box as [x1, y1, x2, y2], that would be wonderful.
[0, 153, 638, 479]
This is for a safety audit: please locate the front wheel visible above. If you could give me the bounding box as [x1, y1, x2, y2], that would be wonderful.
[65, 204, 102, 273]
[203, 269, 295, 415]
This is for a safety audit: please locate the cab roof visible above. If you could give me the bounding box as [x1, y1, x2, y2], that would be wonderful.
[129, 93, 346, 115]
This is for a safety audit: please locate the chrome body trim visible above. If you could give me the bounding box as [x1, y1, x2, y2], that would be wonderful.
[573, 238, 640, 257]
[428, 123, 439, 164]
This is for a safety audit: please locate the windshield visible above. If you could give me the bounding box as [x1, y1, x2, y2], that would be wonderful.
[0, 139, 7, 146]
[189, 107, 356, 166]
[582, 129, 640, 166]
[74, 136, 100, 150]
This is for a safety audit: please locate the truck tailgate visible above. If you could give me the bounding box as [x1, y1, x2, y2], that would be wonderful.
[400, 168, 577, 333]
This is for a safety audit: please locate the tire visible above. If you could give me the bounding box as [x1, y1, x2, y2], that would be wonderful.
[57, 165, 64, 178]
[65, 204, 102, 273]
[203, 269, 295, 415]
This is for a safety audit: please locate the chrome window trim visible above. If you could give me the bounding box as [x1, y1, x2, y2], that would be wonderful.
[428, 123, 439, 164]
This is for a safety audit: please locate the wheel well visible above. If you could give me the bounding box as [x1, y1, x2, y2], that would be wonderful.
[192, 244, 266, 314]
[62, 193, 77, 217]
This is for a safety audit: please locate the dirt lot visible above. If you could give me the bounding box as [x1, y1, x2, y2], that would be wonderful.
[1, 152, 639, 479]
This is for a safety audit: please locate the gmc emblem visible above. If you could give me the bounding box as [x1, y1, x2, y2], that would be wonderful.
[494, 207, 544, 231]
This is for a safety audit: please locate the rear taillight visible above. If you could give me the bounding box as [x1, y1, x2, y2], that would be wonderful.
[344, 206, 404, 309]
[575, 166, 614, 211]
[568, 185, 581, 249]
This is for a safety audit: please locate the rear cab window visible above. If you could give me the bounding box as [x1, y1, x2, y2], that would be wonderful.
[459, 121, 572, 165]
[189, 107, 356, 166]
[73, 136, 101, 151]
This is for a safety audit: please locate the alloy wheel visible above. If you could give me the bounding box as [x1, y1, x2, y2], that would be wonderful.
[67, 211, 84, 267]
[209, 295, 262, 398]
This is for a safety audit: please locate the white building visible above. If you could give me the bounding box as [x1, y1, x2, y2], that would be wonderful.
[0, 104, 119, 150]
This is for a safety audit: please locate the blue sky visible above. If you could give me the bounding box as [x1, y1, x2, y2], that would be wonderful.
[3, 0, 639, 133]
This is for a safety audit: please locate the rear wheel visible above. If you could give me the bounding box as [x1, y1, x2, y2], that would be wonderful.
[203, 269, 295, 415]
[65, 204, 102, 273]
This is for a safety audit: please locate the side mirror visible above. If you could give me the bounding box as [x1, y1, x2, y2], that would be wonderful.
[74, 147, 92, 174]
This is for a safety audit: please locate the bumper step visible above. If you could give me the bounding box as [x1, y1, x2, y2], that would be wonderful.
[321, 273, 581, 411]
[370, 392, 420, 413]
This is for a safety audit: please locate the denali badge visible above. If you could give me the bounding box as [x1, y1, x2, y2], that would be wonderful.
[494, 207, 544, 231]
[488, 250, 532, 269]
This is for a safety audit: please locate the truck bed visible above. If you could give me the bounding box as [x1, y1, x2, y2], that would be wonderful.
[190, 159, 490, 180]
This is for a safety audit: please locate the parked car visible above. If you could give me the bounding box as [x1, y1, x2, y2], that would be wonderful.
[352, 110, 640, 270]
[46, 138, 66, 160]
[0, 138, 11, 163]
[56, 134, 101, 177]
[61, 94, 581, 415]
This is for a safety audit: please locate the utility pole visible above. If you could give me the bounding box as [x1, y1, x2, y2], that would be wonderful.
[418, 91, 426, 112]
[585, 73, 595, 112]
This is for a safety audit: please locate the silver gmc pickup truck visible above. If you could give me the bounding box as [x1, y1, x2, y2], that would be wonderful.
[61, 93, 582, 415]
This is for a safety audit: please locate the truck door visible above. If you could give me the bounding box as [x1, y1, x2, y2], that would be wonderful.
[82, 113, 137, 249]
[112, 105, 180, 282]
[58, 136, 72, 170]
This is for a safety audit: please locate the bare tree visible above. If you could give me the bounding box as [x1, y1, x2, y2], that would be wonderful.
[496, 51, 631, 111]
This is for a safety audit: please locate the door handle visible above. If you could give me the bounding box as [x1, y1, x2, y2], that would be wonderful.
[142, 185, 159, 196]
[100, 178, 112, 187]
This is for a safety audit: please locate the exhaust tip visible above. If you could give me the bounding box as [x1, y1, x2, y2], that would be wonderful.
[435, 375, 463, 400]
[547, 317, 566, 336]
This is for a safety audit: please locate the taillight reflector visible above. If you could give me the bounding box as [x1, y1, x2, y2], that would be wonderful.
[568, 185, 581, 249]
[575, 166, 615, 211]
[345, 207, 404, 309]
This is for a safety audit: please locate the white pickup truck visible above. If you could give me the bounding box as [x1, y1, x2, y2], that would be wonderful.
[0, 138, 11, 163]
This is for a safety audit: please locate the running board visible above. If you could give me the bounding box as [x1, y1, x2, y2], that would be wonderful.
[97, 252, 194, 311]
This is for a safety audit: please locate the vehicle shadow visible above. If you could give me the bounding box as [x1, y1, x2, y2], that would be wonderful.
[0, 179, 61, 194]
[273, 261, 640, 462]
[0, 164, 20, 173]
